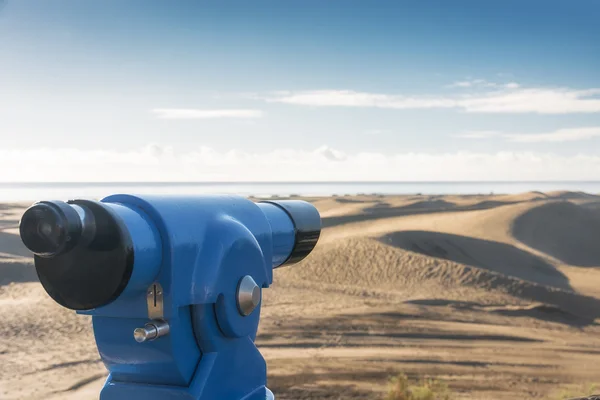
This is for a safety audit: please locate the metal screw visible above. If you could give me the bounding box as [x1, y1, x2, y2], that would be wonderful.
[236, 275, 261, 316]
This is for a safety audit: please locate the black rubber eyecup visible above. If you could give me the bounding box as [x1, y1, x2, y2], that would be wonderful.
[20, 201, 82, 258]
[20, 200, 135, 311]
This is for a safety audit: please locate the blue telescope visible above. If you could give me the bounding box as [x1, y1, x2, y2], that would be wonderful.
[19, 195, 321, 400]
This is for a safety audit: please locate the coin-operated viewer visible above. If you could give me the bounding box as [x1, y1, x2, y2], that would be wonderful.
[19, 194, 321, 400]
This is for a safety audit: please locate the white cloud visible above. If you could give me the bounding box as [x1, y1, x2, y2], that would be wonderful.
[504, 127, 600, 143]
[453, 131, 502, 139]
[2, 144, 600, 183]
[314, 145, 347, 161]
[455, 127, 600, 143]
[364, 129, 390, 135]
[267, 90, 457, 109]
[265, 86, 600, 114]
[449, 80, 476, 88]
[152, 109, 264, 119]
[448, 79, 500, 88]
[459, 88, 600, 114]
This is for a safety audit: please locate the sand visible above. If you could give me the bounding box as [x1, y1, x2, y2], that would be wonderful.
[2, 192, 600, 399]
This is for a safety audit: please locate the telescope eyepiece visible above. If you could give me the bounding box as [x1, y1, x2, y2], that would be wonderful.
[19, 200, 133, 310]
[20, 201, 84, 257]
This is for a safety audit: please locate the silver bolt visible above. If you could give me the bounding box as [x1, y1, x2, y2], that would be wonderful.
[133, 320, 170, 343]
[236, 275, 261, 316]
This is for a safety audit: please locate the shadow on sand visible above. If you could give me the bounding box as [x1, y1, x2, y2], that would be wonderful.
[379, 230, 571, 291]
[405, 299, 597, 328]
[0, 230, 37, 286]
[0, 231, 32, 258]
[512, 201, 600, 267]
[0, 261, 38, 285]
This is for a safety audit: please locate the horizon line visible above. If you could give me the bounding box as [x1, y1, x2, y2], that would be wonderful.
[2, 180, 600, 185]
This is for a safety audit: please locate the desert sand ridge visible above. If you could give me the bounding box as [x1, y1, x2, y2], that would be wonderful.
[512, 201, 600, 267]
[2, 192, 600, 399]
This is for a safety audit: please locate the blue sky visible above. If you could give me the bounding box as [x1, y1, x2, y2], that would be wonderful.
[1, 0, 599, 181]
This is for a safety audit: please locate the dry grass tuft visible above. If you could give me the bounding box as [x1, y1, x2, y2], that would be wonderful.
[384, 373, 453, 400]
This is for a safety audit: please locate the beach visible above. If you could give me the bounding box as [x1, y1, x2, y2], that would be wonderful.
[2, 192, 600, 399]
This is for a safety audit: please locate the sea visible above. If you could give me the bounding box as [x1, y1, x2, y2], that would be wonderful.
[1, 181, 600, 202]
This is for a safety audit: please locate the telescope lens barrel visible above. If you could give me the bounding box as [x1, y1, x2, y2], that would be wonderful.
[20, 201, 84, 257]
[259, 200, 321, 267]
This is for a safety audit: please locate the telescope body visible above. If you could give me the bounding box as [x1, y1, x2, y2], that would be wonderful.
[19, 194, 321, 400]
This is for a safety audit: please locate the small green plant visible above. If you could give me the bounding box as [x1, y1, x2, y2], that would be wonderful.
[385, 373, 453, 400]
[554, 382, 600, 399]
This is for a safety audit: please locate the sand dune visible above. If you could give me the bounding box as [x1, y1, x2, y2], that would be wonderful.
[3, 192, 600, 399]
[379, 230, 569, 289]
[544, 191, 600, 201]
[512, 201, 600, 267]
[320, 192, 540, 229]
[279, 232, 600, 323]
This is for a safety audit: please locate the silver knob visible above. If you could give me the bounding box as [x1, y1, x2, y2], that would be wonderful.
[133, 320, 170, 343]
[236, 275, 261, 316]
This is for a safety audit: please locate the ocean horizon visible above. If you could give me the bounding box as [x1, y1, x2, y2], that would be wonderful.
[1, 181, 600, 202]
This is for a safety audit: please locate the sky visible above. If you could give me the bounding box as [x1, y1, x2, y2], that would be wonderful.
[1, 0, 600, 182]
